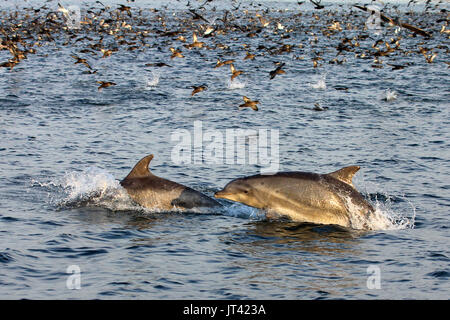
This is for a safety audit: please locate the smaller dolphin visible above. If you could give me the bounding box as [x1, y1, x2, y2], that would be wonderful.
[120, 154, 221, 211]
[214, 166, 374, 229]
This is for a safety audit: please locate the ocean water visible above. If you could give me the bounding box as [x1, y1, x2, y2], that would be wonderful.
[0, 0, 449, 299]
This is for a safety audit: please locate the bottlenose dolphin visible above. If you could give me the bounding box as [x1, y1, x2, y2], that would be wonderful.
[120, 154, 221, 211]
[214, 166, 374, 229]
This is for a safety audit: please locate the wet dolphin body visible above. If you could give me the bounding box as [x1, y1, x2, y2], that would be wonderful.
[214, 166, 375, 229]
[120, 154, 221, 210]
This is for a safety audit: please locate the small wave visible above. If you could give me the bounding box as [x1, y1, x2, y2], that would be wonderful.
[427, 270, 450, 278]
[0, 252, 14, 263]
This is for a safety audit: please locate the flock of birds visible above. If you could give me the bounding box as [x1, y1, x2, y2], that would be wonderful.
[0, 0, 448, 111]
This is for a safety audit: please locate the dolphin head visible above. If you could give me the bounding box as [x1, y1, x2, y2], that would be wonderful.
[214, 177, 263, 208]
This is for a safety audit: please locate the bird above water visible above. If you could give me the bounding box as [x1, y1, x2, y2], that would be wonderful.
[230, 63, 243, 81]
[239, 96, 259, 111]
[244, 52, 256, 60]
[97, 81, 116, 91]
[169, 47, 184, 59]
[71, 55, 92, 69]
[191, 84, 208, 96]
[269, 62, 286, 79]
[215, 58, 234, 68]
[184, 32, 205, 49]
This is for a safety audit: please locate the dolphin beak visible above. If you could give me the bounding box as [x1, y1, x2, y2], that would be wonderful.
[214, 190, 231, 199]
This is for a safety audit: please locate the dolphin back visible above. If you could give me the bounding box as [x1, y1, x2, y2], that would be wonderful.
[121, 154, 221, 210]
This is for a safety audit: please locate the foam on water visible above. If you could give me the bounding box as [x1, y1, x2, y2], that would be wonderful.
[221, 202, 265, 220]
[61, 167, 120, 200]
[35, 167, 138, 211]
[310, 74, 327, 90]
[384, 89, 398, 101]
[138, 70, 160, 89]
[227, 78, 246, 89]
[369, 193, 416, 230]
[344, 191, 416, 231]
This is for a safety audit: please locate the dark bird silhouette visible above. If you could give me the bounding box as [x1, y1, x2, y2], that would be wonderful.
[387, 63, 407, 70]
[310, 0, 325, 9]
[71, 55, 92, 69]
[145, 62, 171, 67]
[269, 62, 286, 79]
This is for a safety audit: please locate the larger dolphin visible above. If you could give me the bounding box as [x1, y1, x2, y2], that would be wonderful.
[120, 154, 221, 210]
[214, 166, 375, 229]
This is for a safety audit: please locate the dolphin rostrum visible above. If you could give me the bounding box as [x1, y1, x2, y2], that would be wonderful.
[120, 154, 221, 211]
[214, 166, 375, 229]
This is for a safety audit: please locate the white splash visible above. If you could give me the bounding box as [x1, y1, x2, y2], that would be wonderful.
[384, 89, 397, 101]
[372, 201, 415, 230]
[62, 167, 120, 199]
[146, 70, 160, 88]
[43, 167, 138, 211]
[311, 74, 327, 90]
[221, 202, 265, 220]
[344, 190, 416, 231]
[227, 78, 246, 89]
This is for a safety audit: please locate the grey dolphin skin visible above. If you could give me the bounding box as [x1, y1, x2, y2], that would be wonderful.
[214, 166, 374, 229]
[120, 154, 221, 210]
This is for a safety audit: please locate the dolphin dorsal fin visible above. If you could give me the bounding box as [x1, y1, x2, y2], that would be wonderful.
[327, 166, 360, 187]
[124, 154, 154, 180]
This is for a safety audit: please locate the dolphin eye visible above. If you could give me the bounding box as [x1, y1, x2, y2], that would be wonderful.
[244, 190, 249, 194]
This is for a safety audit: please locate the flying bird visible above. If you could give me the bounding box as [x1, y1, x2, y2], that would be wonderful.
[310, 0, 325, 9]
[191, 84, 208, 96]
[97, 81, 116, 91]
[215, 58, 234, 68]
[230, 64, 243, 81]
[239, 96, 259, 111]
[269, 62, 286, 79]
[244, 52, 256, 60]
[71, 55, 92, 69]
[184, 32, 205, 49]
[169, 47, 184, 59]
